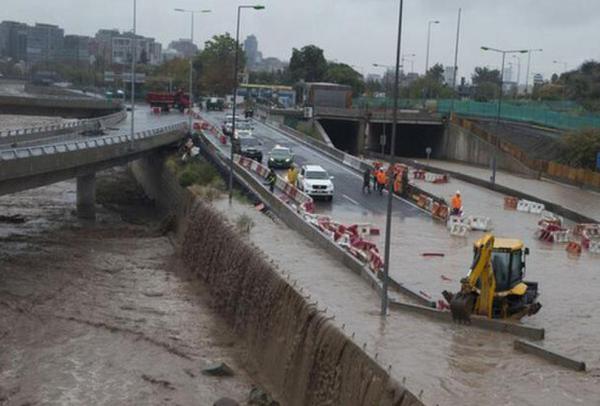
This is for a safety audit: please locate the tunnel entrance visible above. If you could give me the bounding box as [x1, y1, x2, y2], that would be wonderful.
[367, 122, 445, 158]
[318, 119, 360, 155]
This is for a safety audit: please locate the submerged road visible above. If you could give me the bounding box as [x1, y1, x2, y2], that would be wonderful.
[202, 110, 600, 375]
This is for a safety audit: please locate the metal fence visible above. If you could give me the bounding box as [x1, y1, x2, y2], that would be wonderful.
[437, 99, 600, 130]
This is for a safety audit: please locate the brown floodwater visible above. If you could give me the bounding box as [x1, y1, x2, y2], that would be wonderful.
[0, 169, 258, 405]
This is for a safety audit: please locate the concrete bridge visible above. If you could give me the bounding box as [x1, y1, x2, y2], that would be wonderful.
[0, 122, 187, 219]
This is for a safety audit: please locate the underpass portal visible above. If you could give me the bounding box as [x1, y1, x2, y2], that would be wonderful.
[318, 119, 360, 155]
[368, 122, 445, 158]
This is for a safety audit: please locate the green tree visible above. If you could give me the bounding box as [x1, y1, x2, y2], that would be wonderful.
[146, 58, 189, 92]
[289, 45, 327, 83]
[324, 62, 365, 95]
[195, 33, 245, 96]
[558, 129, 600, 170]
[471, 66, 502, 101]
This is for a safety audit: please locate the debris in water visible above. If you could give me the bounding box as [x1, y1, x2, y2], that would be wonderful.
[141, 374, 175, 390]
[440, 275, 453, 282]
[0, 214, 26, 224]
[202, 362, 235, 377]
[421, 252, 445, 257]
[214, 398, 240, 406]
[248, 386, 279, 406]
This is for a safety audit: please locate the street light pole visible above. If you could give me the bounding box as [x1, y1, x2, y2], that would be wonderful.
[524, 48, 542, 96]
[425, 20, 439, 74]
[174, 8, 211, 132]
[381, 0, 404, 317]
[481, 46, 527, 184]
[130, 0, 136, 150]
[229, 5, 265, 204]
[450, 8, 462, 114]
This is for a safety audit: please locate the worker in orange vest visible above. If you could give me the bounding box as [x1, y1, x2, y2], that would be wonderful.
[451, 190, 463, 216]
[376, 169, 387, 195]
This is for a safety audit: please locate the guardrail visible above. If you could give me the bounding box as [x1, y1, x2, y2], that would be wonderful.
[0, 121, 185, 162]
[0, 110, 126, 141]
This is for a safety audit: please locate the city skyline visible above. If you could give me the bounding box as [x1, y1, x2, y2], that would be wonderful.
[2, 0, 600, 83]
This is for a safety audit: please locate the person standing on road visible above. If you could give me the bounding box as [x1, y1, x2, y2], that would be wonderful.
[266, 169, 277, 193]
[376, 169, 387, 195]
[362, 168, 371, 194]
[287, 165, 299, 186]
[451, 190, 463, 216]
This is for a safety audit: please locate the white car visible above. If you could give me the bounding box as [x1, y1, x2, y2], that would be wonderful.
[297, 164, 334, 201]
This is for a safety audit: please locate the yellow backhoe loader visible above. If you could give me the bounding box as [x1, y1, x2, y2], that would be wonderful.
[442, 234, 542, 322]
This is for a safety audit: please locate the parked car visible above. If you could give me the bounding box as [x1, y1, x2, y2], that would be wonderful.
[206, 97, 225, 111]
[267, 146, 294, 169]
[233, 135, 263, 163]
[297, 164, 334, 201]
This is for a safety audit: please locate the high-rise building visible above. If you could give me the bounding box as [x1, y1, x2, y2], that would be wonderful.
[26, 23, 64, 66]
[168, 39, 198, 58]
[533, 73, 544, 86]
[0, 21, 28, 62]
[244, 34, 259, 67]
[62, 35, 91, 65]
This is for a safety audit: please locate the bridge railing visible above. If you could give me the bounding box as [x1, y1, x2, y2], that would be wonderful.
[0, 122, 186, 161]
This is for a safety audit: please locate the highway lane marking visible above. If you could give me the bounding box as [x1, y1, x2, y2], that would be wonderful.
[343, 194, 360, 206]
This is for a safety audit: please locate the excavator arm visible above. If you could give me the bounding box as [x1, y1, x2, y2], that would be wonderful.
[444, 234, 496, 321]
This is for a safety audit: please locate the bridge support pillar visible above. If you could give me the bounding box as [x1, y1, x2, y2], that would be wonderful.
[76, 173, 96, 220]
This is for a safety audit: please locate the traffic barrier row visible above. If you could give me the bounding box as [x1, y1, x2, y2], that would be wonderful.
[424, 172, 449, 184]
[517, 199, 546, 214]
[539, 211, 563, 227]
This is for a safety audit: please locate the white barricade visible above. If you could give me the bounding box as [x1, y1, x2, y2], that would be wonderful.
[553, 230, 571, 244]
[450, 223, 469, 237]
[425, 173, 436, 182]
[517, 199, 546, 214]
[468, 216, 493, 231]
[517, 200, 532, 212]
[529, 202, 546, 214]
[447, 215, 467, 230]
[540, 210, 563, 226]
[589, 241, 600, 254]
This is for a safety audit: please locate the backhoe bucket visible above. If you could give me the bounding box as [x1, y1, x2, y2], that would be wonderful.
[448, 291, 476, 323]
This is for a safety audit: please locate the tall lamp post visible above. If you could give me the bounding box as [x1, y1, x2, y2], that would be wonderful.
[229, 4, 265, 204]
[130, 0, 137, 150]
[553, 60, 568, 73]
[174, 8, 212, 132]
[425, 20, 440, 74]
[481, 46, 527, 185]
[372, 63, 402, 155]
[402, 53, 416, 73]
[381, 0, 404, 317]
[524, 49, 542, 95]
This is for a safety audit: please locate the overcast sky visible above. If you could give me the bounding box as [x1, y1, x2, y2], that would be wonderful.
[5, 0, 600, 83]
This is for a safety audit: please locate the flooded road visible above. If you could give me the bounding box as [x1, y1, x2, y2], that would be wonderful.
[213, 197, 600, 406]
[0, 169, 256, 405]
[201, 111, 600, 377]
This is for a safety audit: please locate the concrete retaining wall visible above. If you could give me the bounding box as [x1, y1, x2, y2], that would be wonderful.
[130, 154, 422, 406]
[440, 123, 539, 178]
[0, 94, 122, 118]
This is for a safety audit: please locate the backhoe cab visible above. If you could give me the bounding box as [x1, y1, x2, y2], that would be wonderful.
[442, 235, 542, 322]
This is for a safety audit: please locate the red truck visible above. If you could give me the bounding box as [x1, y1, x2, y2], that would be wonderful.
[146, 90, 190, 112]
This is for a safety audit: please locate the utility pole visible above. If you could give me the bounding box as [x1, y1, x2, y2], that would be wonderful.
[450, 8, 461, 113]
[130, 0, 136, 150]
[425, 20, 440, 74]
[382, 0, 404, 317]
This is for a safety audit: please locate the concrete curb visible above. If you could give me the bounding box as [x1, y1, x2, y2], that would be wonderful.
[514, 339, 586, 371]
[389, 300, 545, 341]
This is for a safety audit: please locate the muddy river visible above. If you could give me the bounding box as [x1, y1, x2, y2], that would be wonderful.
[0, 169, 259, 405]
